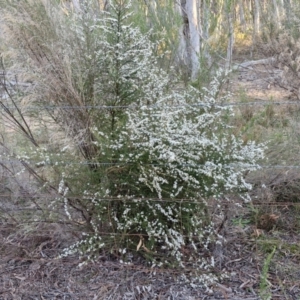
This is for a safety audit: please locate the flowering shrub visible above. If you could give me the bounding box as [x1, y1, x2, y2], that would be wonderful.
[59, 67, 264, 286]
[61, 1, 263, 274]
[84, 71, 264, 261]
[1, 0, 264, 286]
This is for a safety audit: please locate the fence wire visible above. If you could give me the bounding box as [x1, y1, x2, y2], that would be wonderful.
[0, 91, 299, 208]
[0, 157, 299, 170]
[0, 100, 299, 111]
[0, 192, 299, 207]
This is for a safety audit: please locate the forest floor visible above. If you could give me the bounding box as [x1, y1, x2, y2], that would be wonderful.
[1, 58, 300, 299]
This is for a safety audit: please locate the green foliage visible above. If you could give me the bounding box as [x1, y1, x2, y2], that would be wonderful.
[0, 0, 264, 287]
[232, 216, 251, 228]
[62, 61, 262, 274]
[132, 0, 182, 70]
[259, 246, 276, 300]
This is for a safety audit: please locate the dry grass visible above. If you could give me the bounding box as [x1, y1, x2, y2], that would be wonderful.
[1, 51, 300, 300]
[1, 1, 300, 298]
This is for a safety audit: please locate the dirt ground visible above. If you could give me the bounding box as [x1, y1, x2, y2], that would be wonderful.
[1, 203, 300, 300]
[1, 61, 300, 299]
[0, 212, 269, 300]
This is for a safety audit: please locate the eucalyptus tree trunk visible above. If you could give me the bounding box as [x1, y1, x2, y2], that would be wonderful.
[253, 0, 260, 36]
[177, 0, 201, 81]
[176, 0, 189, 74]
[226, 1, 234, 69]
[252, 0, 260, 57]
[186, 0, 200, 80]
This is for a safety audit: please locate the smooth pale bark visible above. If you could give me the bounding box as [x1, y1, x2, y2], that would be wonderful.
[226, 8, 234, 69]
[71, 0, 81, 12]
[272, 0, 280, 28]
[246, 0, 252, 15]
[186, 0, 200, 80]
[250, 0, 260, 58]
[176, 1, 189, 71]
[234, 57, 276, 70]
[253, 0, 260, 36]
[176, 0, 200, 80]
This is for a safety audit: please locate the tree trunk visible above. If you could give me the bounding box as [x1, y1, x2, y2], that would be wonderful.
[226, 5, 234, 69]
[186, 0, 200, 80]
[251, 0, 260, 57]
[176, 0, 189, 75]
[176, 0, 200, 81]
[253, 0, 260, 37]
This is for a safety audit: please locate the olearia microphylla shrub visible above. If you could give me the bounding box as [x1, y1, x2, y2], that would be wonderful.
[60, 67, 265, 287]
[1, 0, 264, 287]
[57, 1, 265, 279]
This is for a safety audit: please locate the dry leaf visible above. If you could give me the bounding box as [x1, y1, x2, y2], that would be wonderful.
[269, 214, 280, 221]
[258, 214, 280, 230]
[14, 275, 26, 281]
[142, 245, 151, 253]
[136, 236, 143, 251]
[252, 228, 264, 237]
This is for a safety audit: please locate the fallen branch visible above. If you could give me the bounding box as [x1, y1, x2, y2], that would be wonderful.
[233, 57, 276, 70]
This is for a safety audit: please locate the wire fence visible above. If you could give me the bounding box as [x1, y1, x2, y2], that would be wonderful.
[1, 85, 300, 209]
[0, 96, 298, 171]
[0, 157, 299, 170]
[0, 100, 299, 111]
[0, 191, 299, 207]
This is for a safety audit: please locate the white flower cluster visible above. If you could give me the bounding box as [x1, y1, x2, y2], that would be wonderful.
[100, 68, 264, 275]
[117, 77, 264, 200]
[46, 0, 265, 287]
